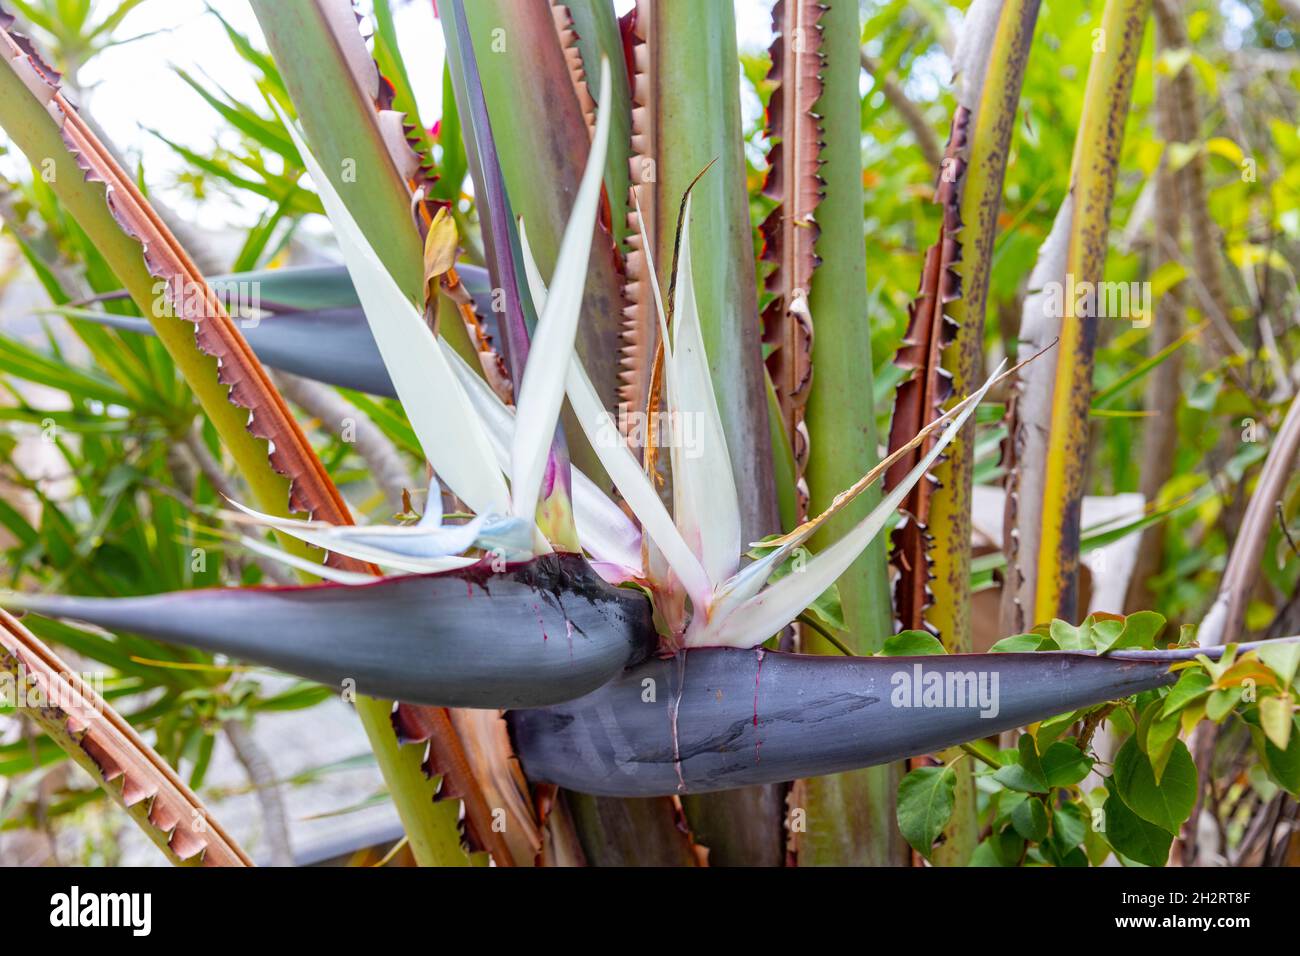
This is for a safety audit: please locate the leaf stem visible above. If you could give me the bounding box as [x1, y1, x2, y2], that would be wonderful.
[797, 612, 857, 657]
[959, 743, 1000, 771]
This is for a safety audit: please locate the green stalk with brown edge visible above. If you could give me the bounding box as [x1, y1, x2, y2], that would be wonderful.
[646, 2, 777, 539]
[354, 698, 469, 865]
[795, 0, 903, 866]
[438, 0, 617, 492]
[0, 34, 293, 865]
[1034, 0, 1151, 624]
[250, 0, 535, 867]
[638, 0, 784, 867]
[924, 0, 1042, 868]
[251, 0, 481, 373]
[0, 607, 251, 866]
[438, 0, 700, 867]
[250, 0, 420, 295]
[556, 0, 633, 252]
[445, 0, 628, 411]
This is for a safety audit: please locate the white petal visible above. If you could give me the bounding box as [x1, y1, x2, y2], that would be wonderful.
[440, 335, 643, 572]
[225, 499, 486, 574]
[703, 363, 1004, 648]
[566, 355, 712, 609]
[417, 475, 444, 528]
[665, 194, 741, 585]
[238, 535, 382, 585]
[275, 104, 510, 518]
[509, 58, 613, 521]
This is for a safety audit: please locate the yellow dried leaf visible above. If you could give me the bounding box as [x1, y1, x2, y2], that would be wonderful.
[1260, 695, 1294, 752]
[423, 206, 460, 300]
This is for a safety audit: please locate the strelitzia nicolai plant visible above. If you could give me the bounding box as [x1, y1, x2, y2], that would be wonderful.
[2, 45, 1005, 716]
[2, 0, 1298, 868]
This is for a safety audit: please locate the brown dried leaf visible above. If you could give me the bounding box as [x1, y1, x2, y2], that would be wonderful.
[448, 707, 544, 863]
[760, 0, 826, 511]
[0, 610, 250, 866]
[552, 3, 598, 139]
[391, 702, 527, 866]
[530, 785, 588, 866]
[618, 0, 658, 440]
[883, 107, 970, 634]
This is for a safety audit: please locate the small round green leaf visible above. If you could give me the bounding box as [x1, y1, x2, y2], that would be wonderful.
[1041, 741, 1095, 788]
[1102, 780, 1172, 867]
[897, 765, 956, 860]
[1113, 736, 1196, 833]
[1160, 669, 1211, 719]
[881, 630, 947, 657]
[1011, 796, 1049, 842]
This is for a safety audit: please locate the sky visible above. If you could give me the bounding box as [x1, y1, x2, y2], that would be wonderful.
[0, 0, 1276, 236]
[9, 0, 781, 233]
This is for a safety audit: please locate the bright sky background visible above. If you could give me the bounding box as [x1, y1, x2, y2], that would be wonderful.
[0, 0, 1270, 238]
[20, 0, 783, 234]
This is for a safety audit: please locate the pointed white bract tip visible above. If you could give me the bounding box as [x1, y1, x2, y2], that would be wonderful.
[517, 217, 549, 314]
[702, 363, 1005, 649]
[418, 475, 444, 528]
[273, 102, 511, 519]
[238, 536, 381, 586]
[225, 498, 488, 574]
[661, 191, 742, 588]
[508, 57, 614, 525]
